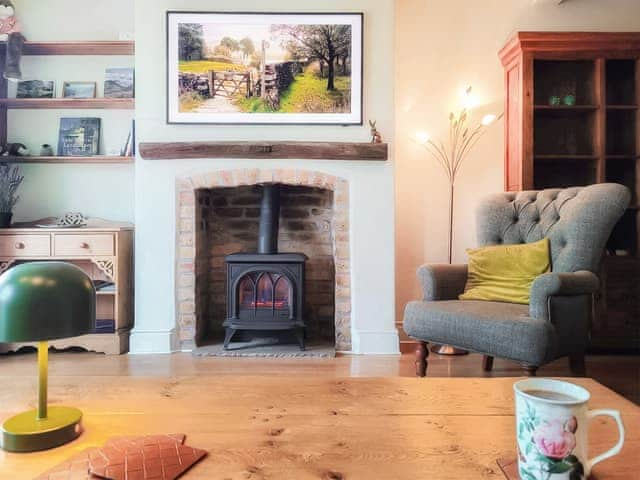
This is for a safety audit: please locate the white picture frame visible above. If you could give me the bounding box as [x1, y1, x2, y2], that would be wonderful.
[166, 11, 363, 125]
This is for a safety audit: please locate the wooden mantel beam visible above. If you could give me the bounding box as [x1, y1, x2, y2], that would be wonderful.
[138, 141, 388, 161]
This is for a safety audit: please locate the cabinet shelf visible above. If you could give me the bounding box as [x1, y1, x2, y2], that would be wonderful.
[534, 105, 599, 111]
[607, 105, 638, 110]
[0, 98, 134, 110]
[607, 154, 640, 160]
[2, 156, 134, 164]
[534, 154, 598, 160]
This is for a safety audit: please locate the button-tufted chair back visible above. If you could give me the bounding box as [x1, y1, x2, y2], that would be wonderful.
[476, 183, 630, 273]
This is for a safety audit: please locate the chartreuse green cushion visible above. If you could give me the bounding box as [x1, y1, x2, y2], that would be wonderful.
[459, 238, 551, 304]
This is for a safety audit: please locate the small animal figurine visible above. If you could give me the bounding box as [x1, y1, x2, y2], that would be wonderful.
[1, 143, 29, 156]
[369, 120, 382, 144]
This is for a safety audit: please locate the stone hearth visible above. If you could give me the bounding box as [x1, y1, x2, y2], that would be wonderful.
[176, 169, 351, 352]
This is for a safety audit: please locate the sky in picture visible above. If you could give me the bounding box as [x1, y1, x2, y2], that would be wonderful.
[202, 23, 289, 63]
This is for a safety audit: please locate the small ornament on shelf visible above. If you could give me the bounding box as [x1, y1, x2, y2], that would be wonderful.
[1, 142, 29, 156]
[369, 120, 382, 144]
[563, 93, 577, 106]
[549, 95, 561, 106]
[39, 144, 54, 156]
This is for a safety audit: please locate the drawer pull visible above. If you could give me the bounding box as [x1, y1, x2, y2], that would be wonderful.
[14, 242, 25, 249]
[80, 242, 90, 249]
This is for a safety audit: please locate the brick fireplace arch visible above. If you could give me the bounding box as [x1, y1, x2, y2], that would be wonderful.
[175, 168, 351, 352]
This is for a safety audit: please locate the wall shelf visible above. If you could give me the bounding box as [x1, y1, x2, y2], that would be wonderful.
[1, 156, 134, 164]
[18, 41, 135, 56]
[0, 98, 134, 110]
[139, 141, 389, 161]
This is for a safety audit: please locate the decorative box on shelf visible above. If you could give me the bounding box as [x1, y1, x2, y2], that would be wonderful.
[0, 217, 134, 355]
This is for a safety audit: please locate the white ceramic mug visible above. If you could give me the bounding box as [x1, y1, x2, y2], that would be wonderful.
[514, 378, 625, 480]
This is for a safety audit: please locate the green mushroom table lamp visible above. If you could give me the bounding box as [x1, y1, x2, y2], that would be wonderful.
[0, 262, 95, 452]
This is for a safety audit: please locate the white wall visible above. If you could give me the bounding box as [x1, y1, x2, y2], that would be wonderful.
[395, 0, 640, 332]
[132, 0, 397, 353]
[8, 0, 134, 222]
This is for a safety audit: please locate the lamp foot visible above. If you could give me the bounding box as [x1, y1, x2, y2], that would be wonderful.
[1, 406, 82, 452]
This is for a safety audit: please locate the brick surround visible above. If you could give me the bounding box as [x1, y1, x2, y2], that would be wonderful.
[176, 169, 351, 352]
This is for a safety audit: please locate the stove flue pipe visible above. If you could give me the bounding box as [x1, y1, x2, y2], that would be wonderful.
[257, 184, 281, 254]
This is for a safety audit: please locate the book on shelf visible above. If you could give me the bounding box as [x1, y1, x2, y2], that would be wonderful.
[120, 119, 135, 156]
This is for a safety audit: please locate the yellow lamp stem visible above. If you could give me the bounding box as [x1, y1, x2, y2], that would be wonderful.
[1, 341, 83, 452]
[38, 341, 48, 420]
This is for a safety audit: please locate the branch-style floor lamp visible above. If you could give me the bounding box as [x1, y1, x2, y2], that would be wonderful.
[415, 86, 502, 355]
[0, 262, 95, 452]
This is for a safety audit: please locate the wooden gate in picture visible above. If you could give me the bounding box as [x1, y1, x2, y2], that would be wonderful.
[208, 71, 251, 98]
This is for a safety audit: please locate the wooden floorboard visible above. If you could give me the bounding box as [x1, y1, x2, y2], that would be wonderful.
[0, 350, 638, 404]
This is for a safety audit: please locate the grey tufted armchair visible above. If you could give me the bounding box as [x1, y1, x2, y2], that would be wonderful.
[403, 183, 630, 377]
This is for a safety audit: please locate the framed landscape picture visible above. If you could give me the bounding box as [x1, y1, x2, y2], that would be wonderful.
[105, 68, 135, 98]
[58, 118, 101, 156]
[17, 80, 55, 98]
[167, 11, 363, 125]
[62, 82, 97, 99]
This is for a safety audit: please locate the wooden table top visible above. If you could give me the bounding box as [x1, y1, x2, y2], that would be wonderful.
[0, 376, 637, 479]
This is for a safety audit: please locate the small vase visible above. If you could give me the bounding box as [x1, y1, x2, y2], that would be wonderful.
[40, 144, 54, 156]
[563, 94, 577, 106]
[0, 212, 13, 228]
[549, 95, 561, 106]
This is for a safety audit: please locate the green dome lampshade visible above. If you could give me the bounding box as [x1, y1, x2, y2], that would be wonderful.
[0, 262, 96, 452]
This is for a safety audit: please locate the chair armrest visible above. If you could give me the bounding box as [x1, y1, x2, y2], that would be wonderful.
[529, 271, 599, 321]
[417, 264, 468, 301]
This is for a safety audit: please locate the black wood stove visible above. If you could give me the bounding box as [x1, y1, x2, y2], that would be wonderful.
[224, 184, 307, 350]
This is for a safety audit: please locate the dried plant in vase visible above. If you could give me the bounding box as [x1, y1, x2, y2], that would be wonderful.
[0, 163, 24, 227]
[415, 87, 502, 264]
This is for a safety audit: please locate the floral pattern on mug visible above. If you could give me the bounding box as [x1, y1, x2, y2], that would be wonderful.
[518, 401, 585, 480]
[532, 419, 576, 460]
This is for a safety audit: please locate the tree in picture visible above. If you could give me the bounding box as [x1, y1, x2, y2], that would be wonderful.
[272, 24, 352, 91]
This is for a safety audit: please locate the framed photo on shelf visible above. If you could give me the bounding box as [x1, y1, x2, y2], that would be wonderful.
[166, 11, 363, 125]
[105, 68, 135, 98]
[58, 118, 101, 156]
[16, 80, 55, 98]
[62, 81, 97, 99]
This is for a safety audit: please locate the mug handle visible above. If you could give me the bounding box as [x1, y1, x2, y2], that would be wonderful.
[585, 409, 625, 473]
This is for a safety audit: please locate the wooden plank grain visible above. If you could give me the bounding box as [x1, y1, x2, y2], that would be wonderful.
[0, 378, 637, 479]
[138, 141, 389, 161]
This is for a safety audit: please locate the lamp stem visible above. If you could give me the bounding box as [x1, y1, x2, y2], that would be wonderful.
[37, 341, 48, 420]
[448, 181, 454, 264]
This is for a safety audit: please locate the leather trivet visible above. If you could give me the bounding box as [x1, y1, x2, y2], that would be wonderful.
[497, 457, 519, 479]
[33, 447, 101, 480]
[104, 434, 187, 448]
[89, 436, 207, 480]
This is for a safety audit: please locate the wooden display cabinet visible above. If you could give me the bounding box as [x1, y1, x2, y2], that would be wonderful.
[0, 218, 134, 354]
[499, 32, 640, 352]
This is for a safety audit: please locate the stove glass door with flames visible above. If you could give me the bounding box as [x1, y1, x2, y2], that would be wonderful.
[238, 272, 293, 316]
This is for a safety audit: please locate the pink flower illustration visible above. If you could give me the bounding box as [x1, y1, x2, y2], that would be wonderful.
[532, 420, 576, 460]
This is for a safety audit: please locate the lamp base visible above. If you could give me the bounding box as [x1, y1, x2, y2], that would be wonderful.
[1, 406, 82, 452]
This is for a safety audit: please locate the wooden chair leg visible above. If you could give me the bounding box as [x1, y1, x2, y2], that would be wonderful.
[415, 341, 428, 377]
[482, 355, 494, 372]
[522, 365, 538, 377]
[569, 353, 586, 376]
